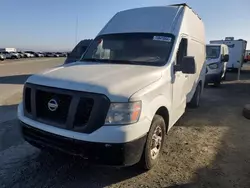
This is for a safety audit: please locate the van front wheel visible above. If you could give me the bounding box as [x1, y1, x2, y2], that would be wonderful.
[141, 115, 166, 170]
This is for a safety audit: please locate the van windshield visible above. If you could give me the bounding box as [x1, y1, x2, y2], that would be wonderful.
[206, 46, 221, 59]
[81, 33, 174, 66]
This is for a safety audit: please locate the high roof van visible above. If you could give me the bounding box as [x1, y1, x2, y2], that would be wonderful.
[18, 4, 206, 170]
[205, 44, 229, 86]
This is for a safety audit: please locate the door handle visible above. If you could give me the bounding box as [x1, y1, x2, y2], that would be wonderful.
[185, 75, 188, 78]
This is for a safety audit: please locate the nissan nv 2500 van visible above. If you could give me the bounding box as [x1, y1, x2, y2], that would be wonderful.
[18, 4, 206, 170]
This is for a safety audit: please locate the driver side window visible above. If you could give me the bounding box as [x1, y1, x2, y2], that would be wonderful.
[176, 38, 188, 65]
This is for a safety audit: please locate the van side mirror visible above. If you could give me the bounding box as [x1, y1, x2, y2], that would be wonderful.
[222, 54, 229, 62]
[174, 56, 196, 74]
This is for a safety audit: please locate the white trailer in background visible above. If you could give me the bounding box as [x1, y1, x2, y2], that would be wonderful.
[210, 37, 247, 70]
[0, 48, 17, 52]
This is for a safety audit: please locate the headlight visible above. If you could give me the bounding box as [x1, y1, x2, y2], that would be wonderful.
[105, 101, 141, 125]
[208, 63, 219, 69]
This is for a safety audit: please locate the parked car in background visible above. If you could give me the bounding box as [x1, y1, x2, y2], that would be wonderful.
[10, 52, 21, 59]
[17, 52, 26, 58]
[44, 52, 55, 57]
[55, 52, 64, 57]
[64, 39, 93, 64]
[0, 53, 6, 61]
[61, 52, 68, 57]
[1, 51, 16, 59]
[25, 51, 37, 57]
[244, 50, 250, 62]
[34, 52, 44, 57]
[53, 53, 60, 57]
[24, 52, 34, 58]
[205, 44, 229, 86]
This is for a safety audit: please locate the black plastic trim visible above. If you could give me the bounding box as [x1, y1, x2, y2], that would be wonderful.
[23, 83, 110, 134]
[21, 122, 146, 166]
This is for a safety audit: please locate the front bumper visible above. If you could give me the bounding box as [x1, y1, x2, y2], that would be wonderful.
[21, 121, 147, 166]
[205, 73, 221, 83]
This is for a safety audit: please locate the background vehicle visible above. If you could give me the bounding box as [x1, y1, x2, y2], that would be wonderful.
[35, 52, 44, 57]
[210, 37, 247, 70]
[18, 4, 205, 170]
[64, 39, 93, 64]
[44, 52, 55, 57]
[0, 53, 6, 61]
[54, 52, 63, 57]
[1, 51, 15, 59]
[25, 51, 37, 57]
[205, 44, 229, 86]
[24, 52, 34, 58]
[17, 51, 26, 58]
[244, 50, 250, 62]
[10, 52, 21, 59]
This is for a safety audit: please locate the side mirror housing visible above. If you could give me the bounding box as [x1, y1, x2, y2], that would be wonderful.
[174, 56, 196, 74]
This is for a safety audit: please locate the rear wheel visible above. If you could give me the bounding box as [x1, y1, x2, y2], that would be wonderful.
[140, 115, 166, 170]
[188, 83, 201, 108]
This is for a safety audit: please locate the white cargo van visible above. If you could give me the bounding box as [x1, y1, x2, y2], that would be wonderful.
[205, 44, 229, 86]
[18, 4, 206, 169]
[210, 37, 247, 70]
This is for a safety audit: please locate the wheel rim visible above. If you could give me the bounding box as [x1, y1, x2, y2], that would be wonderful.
[150, 125, 163, 160]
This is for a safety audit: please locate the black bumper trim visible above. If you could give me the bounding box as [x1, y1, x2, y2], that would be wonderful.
[205, 73, 221, 83]
[21, 121, 147, 166]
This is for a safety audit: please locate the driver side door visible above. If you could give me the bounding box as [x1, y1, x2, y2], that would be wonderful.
[172, 38, 189, 123]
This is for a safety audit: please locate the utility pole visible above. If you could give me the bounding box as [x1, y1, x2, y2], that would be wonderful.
[75, 15, 78, 45]
[237, 55, 244, 80]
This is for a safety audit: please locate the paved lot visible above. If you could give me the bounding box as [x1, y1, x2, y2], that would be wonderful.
[0, 60, 250, 188]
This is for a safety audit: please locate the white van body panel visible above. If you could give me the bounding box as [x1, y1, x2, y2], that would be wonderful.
[99, 6, 181, 35]
[210, 39, 247, 69]
[18, 5, 205, 143]
[27, 62, 162, 102]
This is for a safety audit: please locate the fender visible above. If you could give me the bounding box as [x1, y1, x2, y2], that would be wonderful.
[147, 95, 173, 131]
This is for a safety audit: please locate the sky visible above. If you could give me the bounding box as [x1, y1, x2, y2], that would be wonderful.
[1, 0, 250, 51]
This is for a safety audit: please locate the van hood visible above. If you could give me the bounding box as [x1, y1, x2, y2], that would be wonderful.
[26, 62, 162, 102]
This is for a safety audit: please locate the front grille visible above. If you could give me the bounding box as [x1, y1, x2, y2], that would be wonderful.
[24, 87, 31, 113]
[74, 98, 94, 127]
[23, 83, 110, 134]
[36, 90, 72, 124]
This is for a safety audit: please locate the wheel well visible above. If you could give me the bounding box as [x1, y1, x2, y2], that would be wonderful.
[155, 107, 169, 132]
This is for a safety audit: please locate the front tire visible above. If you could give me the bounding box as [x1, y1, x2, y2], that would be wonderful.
[140, 115, 166, 170]
[188, 83, 201, 108]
